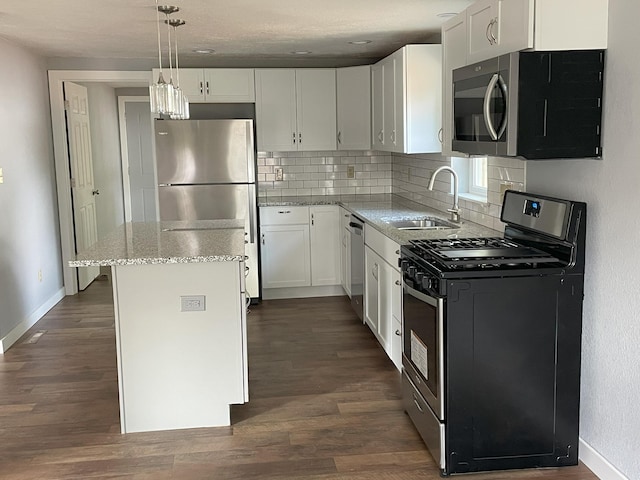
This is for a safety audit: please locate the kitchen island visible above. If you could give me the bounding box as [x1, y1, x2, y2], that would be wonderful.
[69, 220, 249, 434]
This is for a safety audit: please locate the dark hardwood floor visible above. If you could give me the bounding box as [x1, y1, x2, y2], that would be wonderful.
[0, 277, 598, 479]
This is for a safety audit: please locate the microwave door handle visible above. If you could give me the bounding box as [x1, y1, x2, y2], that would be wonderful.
[495, 75, 509, 140]
[483, 73, 500, 141]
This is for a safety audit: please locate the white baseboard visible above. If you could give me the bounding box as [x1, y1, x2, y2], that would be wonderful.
[580, 437, 630, 480]
[0, 287, 65, 353]
[263, 285, 346, 300]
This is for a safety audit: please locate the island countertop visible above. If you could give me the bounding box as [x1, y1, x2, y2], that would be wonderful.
[69, 220, 247, 267]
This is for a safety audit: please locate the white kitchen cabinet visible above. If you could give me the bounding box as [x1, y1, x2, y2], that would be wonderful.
[371, 62, 385, 150]
[260, 207, 311, 289]
[441, 14, 468, 157]
[371, 45, 442, 154]
[336, 66, 371, 150]
[255, 69, 337, 151]
[309, 205, 341, 286]
[155, 68, 255, 103]
[465, 0, 608, 65]
[260, 205, 341, 294]
[340, 207, 352, 297]
[364, 225, 402, 369]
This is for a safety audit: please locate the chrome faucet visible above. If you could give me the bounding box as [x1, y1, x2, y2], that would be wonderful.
[428, 166, 460, 223]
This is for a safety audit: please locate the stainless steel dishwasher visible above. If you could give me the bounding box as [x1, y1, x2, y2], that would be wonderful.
[348, 215, 364, 321]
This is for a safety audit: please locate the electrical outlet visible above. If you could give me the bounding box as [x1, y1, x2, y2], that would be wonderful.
[500, 181, 514, 199]
[38, 269, 43, 282]
[180, 295, 206, 312]
[347, 165, 355, 179]
[275, 167, 283, 181]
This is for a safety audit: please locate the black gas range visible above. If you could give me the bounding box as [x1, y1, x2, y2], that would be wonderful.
[401, 190, 586, 475]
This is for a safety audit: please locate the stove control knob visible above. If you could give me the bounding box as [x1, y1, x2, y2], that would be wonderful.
[422, 277, 432, 290]
[415, 271, 424, 284]
[400, 260, 409, 272]
[407, 266, 417, 278]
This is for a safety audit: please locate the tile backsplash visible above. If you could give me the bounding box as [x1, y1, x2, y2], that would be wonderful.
[257, 150, 526, 232]
[257, 151, 393, 197]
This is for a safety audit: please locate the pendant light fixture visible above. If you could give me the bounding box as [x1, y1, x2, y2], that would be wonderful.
[168, 18, 189, 119]
[149, 1, 179, 116]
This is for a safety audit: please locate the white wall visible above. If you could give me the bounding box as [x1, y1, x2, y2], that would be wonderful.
[0, 38, 64, 350]
[83, 83, 125, 238]
[526, 2, 639, 478]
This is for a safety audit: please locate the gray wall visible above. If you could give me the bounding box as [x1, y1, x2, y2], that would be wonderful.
[526, 2, 639, 478]
[82, 83, 125, 238]
[0, 38, 63, 344]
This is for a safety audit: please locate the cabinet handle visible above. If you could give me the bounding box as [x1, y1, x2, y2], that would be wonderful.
[395, 249, 400, 255]
[395, 329, 401, 336]
[438, 128, 443, 143]
[395, 280, 401, 286]
[206, 81, 210, 95]
[490, 18, 498, 44]
[373, 263, 379, 281]
[199, 81, 204, 95]
[293, 132, 296, 144]
[337, 130, 342, 144]
[413, 394, 424, 413]
[378, 130, 384, 143]
[278, 210, 291, 214]
[311, 213, 314, 226]
[486, 19, 495, 45]
[299, 132, 302, 143]
[261, 233, 265, 245]
[390, 130, 396, 143]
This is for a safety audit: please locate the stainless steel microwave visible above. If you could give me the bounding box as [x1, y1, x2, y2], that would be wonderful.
[451, 50, 604, 160]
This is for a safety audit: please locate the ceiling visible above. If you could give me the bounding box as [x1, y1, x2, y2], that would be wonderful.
[0, 0, 474, 68]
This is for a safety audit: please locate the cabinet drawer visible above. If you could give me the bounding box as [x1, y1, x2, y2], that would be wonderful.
[260, 206, 308, 225]
[364, 224, 401, 270]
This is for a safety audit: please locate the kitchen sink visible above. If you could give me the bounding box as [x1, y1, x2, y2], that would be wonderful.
[384, 217, 458, 230]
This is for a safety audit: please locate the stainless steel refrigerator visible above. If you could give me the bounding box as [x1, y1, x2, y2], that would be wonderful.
[154, 119, 260, 301]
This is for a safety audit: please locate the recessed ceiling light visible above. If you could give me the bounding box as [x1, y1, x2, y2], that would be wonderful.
[192, 48, 215, 54]
[437, 12, 458, 18]
[349, 40, 372, 45]
[291, 50, 312, 55]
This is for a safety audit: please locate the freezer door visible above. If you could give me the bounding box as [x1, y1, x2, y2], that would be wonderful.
[158, 184, 257, 241]
[155, 119, 255, 184]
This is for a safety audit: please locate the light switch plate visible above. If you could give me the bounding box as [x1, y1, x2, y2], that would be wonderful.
[180, 295, 206, 312]
[275, 167, 283, 181]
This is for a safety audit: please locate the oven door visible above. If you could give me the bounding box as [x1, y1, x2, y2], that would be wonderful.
[452, 55, 511, 157]
[402, 283, 444, 420]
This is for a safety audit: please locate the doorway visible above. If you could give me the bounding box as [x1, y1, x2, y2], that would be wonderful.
[49, 71, 151, 295]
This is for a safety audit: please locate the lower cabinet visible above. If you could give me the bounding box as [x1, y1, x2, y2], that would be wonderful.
[261, 224, 311, 288]
[260, 205, 340, 294]
[364, 225, 403, 370]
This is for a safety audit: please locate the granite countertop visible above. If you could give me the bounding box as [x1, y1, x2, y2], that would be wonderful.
[259, 194, 501, 244]
[69, 220, 247, 267]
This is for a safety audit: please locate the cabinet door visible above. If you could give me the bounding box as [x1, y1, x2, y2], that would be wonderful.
[467, 0, 499, 63]
[337, 66, 371, 150]
[392, 49, 405, 153]
[295, 69, 337, 151]
[364, 246, 380, 335]
[383, 55, 397, 151]
[204, 69, 255, 102]
[260, 224, 311, 288]
[371, 62, 385, 150]
[310, 205, 340, 286]
[255, 69, 297, 151]
[176, 69, 206, 102]
[442, 14, 469, 157]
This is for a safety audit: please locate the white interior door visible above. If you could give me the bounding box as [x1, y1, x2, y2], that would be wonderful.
[64, 81, 100, 290]
[119, 98, 156, 222]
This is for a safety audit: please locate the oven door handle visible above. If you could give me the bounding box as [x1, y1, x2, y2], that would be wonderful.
[404, 283, 440, 308]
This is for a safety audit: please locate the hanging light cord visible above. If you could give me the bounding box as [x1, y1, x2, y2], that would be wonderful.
[174, 23, 180, 88]
[155, 0, 163, 74]
[166, 12, 174, 83]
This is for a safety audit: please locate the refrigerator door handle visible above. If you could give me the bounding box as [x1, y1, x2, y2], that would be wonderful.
[248, 184, 257, 244]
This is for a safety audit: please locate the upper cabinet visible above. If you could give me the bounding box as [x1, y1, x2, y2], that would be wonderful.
[255, 69, 337, 152]
[466, 0, 608, 64]
[336, 66, 371, 151]
[371, 45, 442, 155]
[155, 68, 255, 103]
